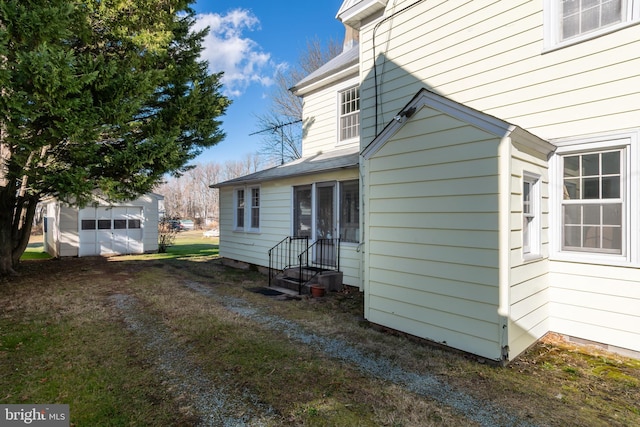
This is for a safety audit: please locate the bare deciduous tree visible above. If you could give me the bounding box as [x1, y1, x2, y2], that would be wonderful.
[156, 154, 263, 228]
[255, 37, 342, 164]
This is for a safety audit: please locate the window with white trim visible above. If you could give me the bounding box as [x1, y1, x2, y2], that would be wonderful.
[545, 0, 640, 48]
[235, 189, 245, 230]
[339, 180, 359, 243]
[250, 187, 260, 230]
[561, 149, 624, 254]
[339, 86, 359, 142]
[234, 187, 260, 232]
[523, 173, 541, 257]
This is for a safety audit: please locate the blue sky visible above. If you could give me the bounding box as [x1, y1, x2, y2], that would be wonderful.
[191, 0, 346, 164]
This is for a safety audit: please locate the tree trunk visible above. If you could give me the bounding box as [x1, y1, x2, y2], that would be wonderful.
[0, 189, 18, 276]
[0, 186, 38, 276]
[12, 196, 37, 268]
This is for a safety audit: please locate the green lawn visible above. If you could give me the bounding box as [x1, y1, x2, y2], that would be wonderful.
[21, 230, 218, 261]
[128, 230, 219, 260]
[21, 237, 51, 260]
[4, 232, 640, 426]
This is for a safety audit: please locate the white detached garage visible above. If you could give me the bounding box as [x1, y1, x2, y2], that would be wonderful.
[43, 192, 163, 257]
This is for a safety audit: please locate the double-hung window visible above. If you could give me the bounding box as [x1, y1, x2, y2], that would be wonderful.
[552, 132, 640, 264]
[523, 173, 541, 258]
[545, 0, 640, 48]
[235, 189, 245, 230]
[339, 86, 360, 142]
[340, 180, 359, 243]
[561, 150, 623, 253]
[234, 187, 260, 232]
[250, 187, 260, 230]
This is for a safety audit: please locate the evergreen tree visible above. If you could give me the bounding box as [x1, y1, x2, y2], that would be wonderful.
[0, 0, 231, 275]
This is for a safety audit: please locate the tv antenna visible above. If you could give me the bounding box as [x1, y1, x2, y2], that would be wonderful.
[250, 119, 302, 165]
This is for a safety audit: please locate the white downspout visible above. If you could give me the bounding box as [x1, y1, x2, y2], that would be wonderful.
[498, 135, 512, 361]
[359, 157, 369, 318]
[498, 135, 512, 316]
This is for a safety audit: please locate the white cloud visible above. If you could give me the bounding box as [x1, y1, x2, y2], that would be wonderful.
[194, 9, 283, 98]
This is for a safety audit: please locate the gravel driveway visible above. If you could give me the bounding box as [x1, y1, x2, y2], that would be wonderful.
[112, 279, 538, 427]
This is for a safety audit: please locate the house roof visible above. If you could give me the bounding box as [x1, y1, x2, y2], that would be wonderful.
[362, 88, 556, 160]
[336, 0, 389, 29]
[210, 146, 359, 188]
[290, 44, 359, 96]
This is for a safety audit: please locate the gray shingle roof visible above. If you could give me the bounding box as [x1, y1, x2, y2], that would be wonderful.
[290, 45, 359, 92]
[210, 146, 359, 188]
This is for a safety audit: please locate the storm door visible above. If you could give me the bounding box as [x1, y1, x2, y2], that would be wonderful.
[293, 186, 312, 238]
[315, 183, 337, 265]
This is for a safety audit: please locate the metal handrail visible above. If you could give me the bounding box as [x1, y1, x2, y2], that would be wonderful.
[297, 238, 341, 294]
[268, 236, 309, 287]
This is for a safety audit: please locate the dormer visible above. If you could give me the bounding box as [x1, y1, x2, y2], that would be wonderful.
[290, 22, 361, 154]
[336, 0, 389, 29]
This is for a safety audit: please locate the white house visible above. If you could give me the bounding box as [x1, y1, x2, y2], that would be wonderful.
[43, 192, 163, 257]
[214, 0, 640, 363]
[212, 35, 363, 289]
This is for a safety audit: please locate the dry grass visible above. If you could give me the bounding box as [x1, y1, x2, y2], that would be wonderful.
[1, 238, 639, 426]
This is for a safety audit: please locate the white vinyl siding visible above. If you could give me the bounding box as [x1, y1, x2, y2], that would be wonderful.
[221, 183, 290, 268]
[359, 0, 640, 146]
[218, 169, 362, 287]
[549, 261, 640, 355]
[301, 77, 360, 157]
[357, 0, 640, 356]
[364, 106, 504, 360]
[508, 147, 552, 358]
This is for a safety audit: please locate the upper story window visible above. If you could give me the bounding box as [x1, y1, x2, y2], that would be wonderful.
[562, 0, 623, 39]
[339, 86, 360, 142]
[545, 0, 640, 49]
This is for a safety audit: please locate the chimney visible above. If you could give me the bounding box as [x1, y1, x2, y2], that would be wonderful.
[343, 24, 359, 51]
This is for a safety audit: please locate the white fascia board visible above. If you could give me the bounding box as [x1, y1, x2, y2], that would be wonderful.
[362, 89, 553, 160]
[510, 127, 557, 158]
[337, 0, 388, 29]
[291, 64, 359, 97]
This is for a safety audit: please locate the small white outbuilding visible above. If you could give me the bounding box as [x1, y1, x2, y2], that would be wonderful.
[43, 192, 163, 257]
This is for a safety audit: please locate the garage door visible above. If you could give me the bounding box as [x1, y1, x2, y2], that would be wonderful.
[79, 207, 144, 256]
